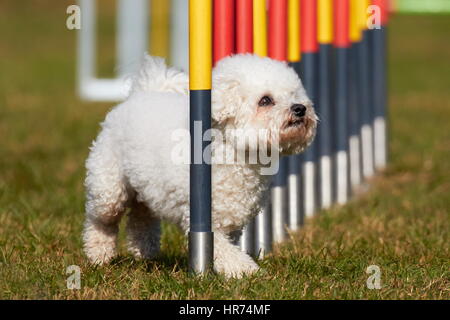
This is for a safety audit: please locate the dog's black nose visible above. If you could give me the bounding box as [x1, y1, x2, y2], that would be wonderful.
[291, 104, 307, 118]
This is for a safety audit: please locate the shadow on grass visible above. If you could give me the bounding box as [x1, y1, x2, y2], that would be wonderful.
[108, 252, 189, 274]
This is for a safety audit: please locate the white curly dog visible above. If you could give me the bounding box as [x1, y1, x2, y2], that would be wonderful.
[82, 54, 317, 278]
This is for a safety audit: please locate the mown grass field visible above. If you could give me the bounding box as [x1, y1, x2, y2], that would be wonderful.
[0, 1, 448, 299]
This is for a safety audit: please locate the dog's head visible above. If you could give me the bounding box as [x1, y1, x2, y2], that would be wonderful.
[212, 54, 317, 157]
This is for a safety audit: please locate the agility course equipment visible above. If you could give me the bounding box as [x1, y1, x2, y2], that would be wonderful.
[77, 0, 390, 275]
[269, 0, 289, 245]
[188, 0, 214, 274]
[287, 0, 302, 231]
[317, 0, 333, 208]
[253, 0, 272, 259]
[300, 0, 319, 217]
[371, 0, 389, 171]
[357, 0, 376, 180]
[77, 0, 149, 101]
[333, 0, 350, 204]
[189, 0, 389, 272]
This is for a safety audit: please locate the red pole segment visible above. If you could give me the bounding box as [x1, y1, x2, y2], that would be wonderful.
[236, 0, 253, 53]
[213, 0, 235, 64]
[300, 0, 319, 54]
[372, 0, 389, 26]
[268, 0, 287, 61]
[299, 0, 319, 217]
[333, 0, 350, 48]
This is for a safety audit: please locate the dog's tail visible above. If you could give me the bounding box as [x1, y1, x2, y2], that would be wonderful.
[129, 54, 188, 95]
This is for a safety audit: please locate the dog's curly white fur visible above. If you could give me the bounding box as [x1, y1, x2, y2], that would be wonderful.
[82, 54, 317, 278]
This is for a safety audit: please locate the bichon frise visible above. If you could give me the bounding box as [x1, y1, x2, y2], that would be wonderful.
[82, 54, 317, 278]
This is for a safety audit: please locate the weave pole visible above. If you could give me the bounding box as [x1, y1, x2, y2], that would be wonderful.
[371, 0, 388, 171]
[237, 0, 253, 53]
[213, 0, 235, 64]
[268, 0, 288, 244]
[253, 0, 268, 57]
[317, 0, 333, 208]
[253, 0, 272, 259]
[235, 0, 256, 257]
[333, 0, 350, 205]
[359, 0, 375, 180]
[300, 0, 319, 217]
[287, 0, 302, 230]
[188, 0, 214, 275]
[348, 0, 363, 193]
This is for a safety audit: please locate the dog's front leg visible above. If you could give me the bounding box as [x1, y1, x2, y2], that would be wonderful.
[213, 231, 259, 278]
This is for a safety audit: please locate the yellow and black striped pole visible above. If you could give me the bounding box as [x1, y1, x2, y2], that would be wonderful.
[317, 0, 333, 208]
[188, 0, 214, 275]
[348, 0, 363, 193]
[357, 0, 375, 180]
[253, 0, 273, 259]
[371, 0, 389, 171]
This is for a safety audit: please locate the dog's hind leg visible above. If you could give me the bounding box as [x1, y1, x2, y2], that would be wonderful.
[126, 201, 161, 260]
[82, 132, 128, 265]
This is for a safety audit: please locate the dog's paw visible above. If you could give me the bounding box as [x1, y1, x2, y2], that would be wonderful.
[85, 247, 116, 266]
[214, 254, 260, 278]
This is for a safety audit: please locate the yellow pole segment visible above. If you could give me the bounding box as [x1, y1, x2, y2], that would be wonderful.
[318, 0, 333, 44]
[150, 0, 170, 58]
[358, 0, 371, 31]
[288, 0, 301, 62]
[349, 0, 363, 43]
[253, 0, 267, 57]
[189, 0, 212, 90]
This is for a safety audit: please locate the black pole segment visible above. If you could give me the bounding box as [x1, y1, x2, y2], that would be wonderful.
[288, 60, 302, 179]
[334, 47, 348, 155]
[190, 89, 212, 233]
[372, 26, 387, 121]
[300, 52, 319, 165]
[359, 30, 371, 132]
[348, 43, 360, 141]
[318, 44, 332, 161]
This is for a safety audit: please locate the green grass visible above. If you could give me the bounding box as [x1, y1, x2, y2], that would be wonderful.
[0, 1, 449, 299]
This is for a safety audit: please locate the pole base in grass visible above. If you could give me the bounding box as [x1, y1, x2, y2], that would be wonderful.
[188, 231, 214, 275]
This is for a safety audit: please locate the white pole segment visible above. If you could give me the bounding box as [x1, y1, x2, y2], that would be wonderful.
[288, 173, 301, 230]
[302, 161, 315, 217]
[320, 155, 332, 208]
[349, 134, 362, 191]
[336, 150, 348, 205]
[77, 0, 96, 97]
[117, 0, 149, 77]
[170, 0, 189, 71]
[374, 117, 387, 170]
[361, 124, 375, 178]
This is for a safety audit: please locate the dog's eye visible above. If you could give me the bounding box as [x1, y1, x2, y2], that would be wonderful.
[258, 96, 274, 107]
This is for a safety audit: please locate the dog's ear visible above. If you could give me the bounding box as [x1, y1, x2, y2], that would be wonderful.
[211, 76, 241, 126]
